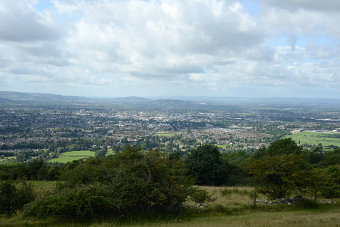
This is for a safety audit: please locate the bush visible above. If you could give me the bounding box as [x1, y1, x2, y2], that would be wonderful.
[295, 199, 319, 209]
[190, 188, 214, 204]
[0, 181, 35, 215]
[185, 144, 227, 185]
[24, 184, 116, 218]
[321, 166, 340, 198]
[25, 147, 201, 219]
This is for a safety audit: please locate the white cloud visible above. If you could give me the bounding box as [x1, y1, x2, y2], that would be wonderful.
[259, 0, 340, 12]
[0, 0, 60, 41]
[1, 0, 340, 97]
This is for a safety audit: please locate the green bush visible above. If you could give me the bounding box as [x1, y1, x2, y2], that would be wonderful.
[0, 181, 35, 215]
[25, 147, 202, 219]
[321, 166, 340, 198]
[185, 144, 227, 185]
[295, 199, 319, 209]
[190, 188, 214, 203]
[24, 184, 116, 218]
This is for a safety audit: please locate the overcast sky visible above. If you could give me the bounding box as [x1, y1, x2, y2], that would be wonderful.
[1, 0, 340, 98]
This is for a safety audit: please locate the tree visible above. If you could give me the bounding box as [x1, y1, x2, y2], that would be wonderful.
[249, 153, 309, 199]
[0, 181, 35, 215]
[186, 144, 227, 185]
[321, 165, 340, 198]
[266, 138, 302, 156]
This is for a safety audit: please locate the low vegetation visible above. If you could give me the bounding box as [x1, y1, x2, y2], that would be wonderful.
[0, 139, 339, 226]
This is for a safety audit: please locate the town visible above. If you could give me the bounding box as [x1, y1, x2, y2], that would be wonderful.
[1, 92, 340, 163]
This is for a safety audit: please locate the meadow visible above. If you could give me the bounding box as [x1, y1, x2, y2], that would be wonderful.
[106, 148, 115, 156]
[215, 144, 232, 150]
[1, 182, 339, 226]
[0, 156, 15, 163]
[284, 131, 340, 150]
[47, 150, 95, 163]
[155, 132, 177, 137]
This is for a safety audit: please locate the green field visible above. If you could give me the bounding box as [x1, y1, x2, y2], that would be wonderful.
[0, 156, 16, 163]
[156, 132, 177, 137]
[215, 144, 232, 149]
[48, 150, 95, 163]
[284, 131, 340, 149]
[105, 148, 115, 156]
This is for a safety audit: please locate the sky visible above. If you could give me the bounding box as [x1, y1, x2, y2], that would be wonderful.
[0, 0, 340, 98]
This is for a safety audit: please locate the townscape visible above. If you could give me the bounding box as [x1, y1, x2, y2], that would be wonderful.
[1, 92, 340, 163]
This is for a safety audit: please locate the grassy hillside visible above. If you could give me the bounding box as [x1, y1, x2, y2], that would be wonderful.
[1, 183, 339, 226]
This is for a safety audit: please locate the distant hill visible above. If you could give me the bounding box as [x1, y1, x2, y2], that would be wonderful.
[102, 96, 152, 103]
[0, 91, 86, 103]
[0, 91, 152, 104]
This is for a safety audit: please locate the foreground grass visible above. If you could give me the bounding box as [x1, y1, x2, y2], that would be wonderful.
[127, 209, 340, 227]
[1, 184, 339, 226]
[1, 206, 339, 226]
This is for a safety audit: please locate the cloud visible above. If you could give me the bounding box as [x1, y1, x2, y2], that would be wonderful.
[1, 0, 340, 98]
[259, 0, 340, 12]
[0, 0, 60, 41]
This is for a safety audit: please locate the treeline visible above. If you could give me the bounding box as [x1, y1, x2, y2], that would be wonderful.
[0, 160, 61, 181]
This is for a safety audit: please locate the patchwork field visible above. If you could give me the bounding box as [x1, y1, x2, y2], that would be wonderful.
[48, 150, 95, 163]
[284, 131, 340, 150]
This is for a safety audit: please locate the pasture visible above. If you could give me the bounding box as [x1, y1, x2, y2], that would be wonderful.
[106, 148, 115, 156]
[215, 144, 232, 150]
[48, 150, 95, 163]
[155, 132, 177, 137]
[284, 131, 340, 149]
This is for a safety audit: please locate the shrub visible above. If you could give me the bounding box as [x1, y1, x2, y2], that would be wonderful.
[190, 188, 214, 204]
[185, 145, 227, 185]
[25, 147, 202, 219]
[0, 181, 35, 215]
[321, 166, 340, 198]
[295, 199, 319, 209]
[24, 184, 116, 218]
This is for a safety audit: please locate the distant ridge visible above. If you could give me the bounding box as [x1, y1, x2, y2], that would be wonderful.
[0, 91, 151, 104]
[0, 91, 339, 106]
[0, 91, 86, 103]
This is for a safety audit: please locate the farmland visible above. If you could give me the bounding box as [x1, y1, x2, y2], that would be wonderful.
[284, 131, 340, 150]
[48, 150, 95, 163]
[155, 132, 177, 137]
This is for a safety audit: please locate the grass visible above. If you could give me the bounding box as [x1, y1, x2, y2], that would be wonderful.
[188, 186, 265, 209]
[1, 184, 339, 226]
[155, 132, 177, 137]
[284, 131, 340, 149]
[215, 144, 232, 150]
[106, 149, 115, 156]
[0, 156, 16, 163]
[48, 150, 95, 163]
[124, 209, 340, 227]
